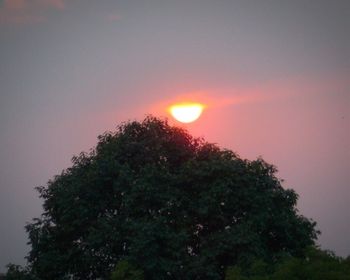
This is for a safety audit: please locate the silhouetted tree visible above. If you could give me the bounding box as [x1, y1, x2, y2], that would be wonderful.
[4, 264, 37, 280]
[225, 247, 350, 280]
[26, 116, 318, 279]
[110, 260, 144, 280]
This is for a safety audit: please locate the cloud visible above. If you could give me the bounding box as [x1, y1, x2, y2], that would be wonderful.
[0, 0, 65, 24]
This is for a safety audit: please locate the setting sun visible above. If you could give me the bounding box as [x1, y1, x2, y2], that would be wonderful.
[169, 103, 205, 123]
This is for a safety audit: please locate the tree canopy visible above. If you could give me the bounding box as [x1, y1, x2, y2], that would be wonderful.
[225, 246, 350, 280]
[25, 116, 318, 279]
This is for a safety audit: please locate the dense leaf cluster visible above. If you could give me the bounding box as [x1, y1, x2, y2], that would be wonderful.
[4, 264, 37, 280]
[25, 116, 318, 279]
[225, 247, 350, 280]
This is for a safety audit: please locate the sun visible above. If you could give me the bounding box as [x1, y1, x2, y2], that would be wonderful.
[169, 103, 205, 123]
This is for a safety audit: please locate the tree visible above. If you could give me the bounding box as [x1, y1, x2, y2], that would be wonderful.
[4, 264, 37, 280]
[110, 260, 144, 280]
[225, 247, 350, 280]
[26, 116, 318, 279]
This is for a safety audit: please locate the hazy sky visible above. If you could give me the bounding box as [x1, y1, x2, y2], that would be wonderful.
[0, 0, 349, 272]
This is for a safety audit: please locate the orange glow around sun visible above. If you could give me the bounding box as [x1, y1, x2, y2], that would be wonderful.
[169, 103, 205, 123]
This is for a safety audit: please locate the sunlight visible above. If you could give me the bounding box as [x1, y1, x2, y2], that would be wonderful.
[169, 103, 205, 123]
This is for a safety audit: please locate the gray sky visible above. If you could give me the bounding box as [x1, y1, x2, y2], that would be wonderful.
[0, 0, 349, 272]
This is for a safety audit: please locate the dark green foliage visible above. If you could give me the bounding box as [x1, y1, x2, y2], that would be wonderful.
[225, 247, 350, 280]
[25, 116, 318, 279]
[110, 260, 144, 280]
[4, 264, 37, 280]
